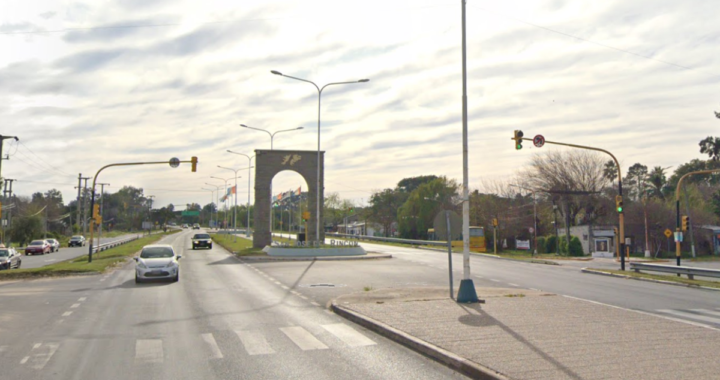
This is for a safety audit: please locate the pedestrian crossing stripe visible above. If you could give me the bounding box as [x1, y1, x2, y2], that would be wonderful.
[656, 309, 720, 326]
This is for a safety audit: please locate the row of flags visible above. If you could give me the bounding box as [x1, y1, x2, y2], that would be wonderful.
[273, 187, 302, 203]
[220, 186, 237, 202]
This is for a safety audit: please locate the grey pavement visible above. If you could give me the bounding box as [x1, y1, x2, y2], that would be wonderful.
[332, 287, 720, 380]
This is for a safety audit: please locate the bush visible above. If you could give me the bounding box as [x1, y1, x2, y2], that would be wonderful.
[536, 237, 546, 254]
[569, 236, 584, 256]
[545, 236, 557, 254]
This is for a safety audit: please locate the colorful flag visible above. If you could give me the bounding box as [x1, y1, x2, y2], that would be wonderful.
[295, 187, 301, 196]
[220, 195, 227, 202]
[227, 185, 236, 195]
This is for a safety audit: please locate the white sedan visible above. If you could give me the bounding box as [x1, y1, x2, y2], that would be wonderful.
[134, 244, 181, 283]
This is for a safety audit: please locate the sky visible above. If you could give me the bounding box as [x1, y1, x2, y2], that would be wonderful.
[1, 0, 719, 210]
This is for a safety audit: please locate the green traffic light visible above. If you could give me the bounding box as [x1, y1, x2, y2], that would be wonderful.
[516, 144, 522, 150]
[617, 207, 623, 213]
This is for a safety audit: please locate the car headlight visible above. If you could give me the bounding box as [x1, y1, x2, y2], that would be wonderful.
[137, 262, 148, 269]
[165, 261, 177, 268]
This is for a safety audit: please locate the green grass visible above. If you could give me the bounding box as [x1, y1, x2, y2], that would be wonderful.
[0, 230, 179, 280]
[210, 234, 266, 256]
[588, 268, 720, 289]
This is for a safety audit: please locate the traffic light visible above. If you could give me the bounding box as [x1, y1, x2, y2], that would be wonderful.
[348, 207, 355, 214]
[93, 204, 100, 219]
[302, 211, 310, 222]
[682, 215, 689, 231]
[191, 156, 198, 172]
[492, 218, 498, 227]
[512, 130, 524, 150]
[615, 195, 623, 213]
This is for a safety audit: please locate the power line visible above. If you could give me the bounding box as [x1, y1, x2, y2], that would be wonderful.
[18, 141, 73, 176]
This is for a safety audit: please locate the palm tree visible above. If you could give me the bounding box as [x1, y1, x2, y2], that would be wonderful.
[699, 136, 720, 161]
[647, 166, 670, 200]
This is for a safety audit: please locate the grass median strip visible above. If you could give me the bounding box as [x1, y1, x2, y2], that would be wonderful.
[210, 234, 266, 256]
[587, 268, 720, 289]
[0, 231, 179, 280]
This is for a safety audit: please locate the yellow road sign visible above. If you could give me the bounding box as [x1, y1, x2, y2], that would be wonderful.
[664, 229, 672, 238]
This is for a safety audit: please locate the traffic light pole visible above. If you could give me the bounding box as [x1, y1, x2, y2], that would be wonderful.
[674, 169, 720, 266]
[516, 136, 626, 269]
[86, 158, 198, 262]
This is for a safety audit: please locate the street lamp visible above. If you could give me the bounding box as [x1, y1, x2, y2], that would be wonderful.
[210, 176, 239, 232]
[239, 124, 304, 150]
[271, 70, 369, 243]
[227, 150, 254, 238]
[218, 165, 250, 243]
[204, 183, 222, 229]
[201, 187, 218, 229]
[510, 184, 538, 256]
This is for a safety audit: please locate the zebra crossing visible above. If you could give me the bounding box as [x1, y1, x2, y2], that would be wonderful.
[655, 308, 720, 328]
[7, 323, 377, 370]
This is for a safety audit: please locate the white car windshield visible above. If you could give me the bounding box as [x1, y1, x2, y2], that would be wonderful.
[0, 250, 8, 257]
[140, 247, 174, 259]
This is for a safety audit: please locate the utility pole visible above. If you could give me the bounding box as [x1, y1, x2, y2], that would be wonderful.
[76, 174, 82, 233]
[80, 176, 90, 235]
[148, 195, 155, 235]
[0, 135, 19, 184]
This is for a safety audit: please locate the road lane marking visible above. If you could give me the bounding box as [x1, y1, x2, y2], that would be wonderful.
[62, 311, 73, 317]
[201, 333, 224, 359]
[78, 297, 87, 302]
[280, 326, 328, 351]
[44, 259, 57, 262]
[690, 309, 720, 318]
[489, 279, 500, 282]
[508, 283, 520, 287]
[135, 339, 164, 364]
[70, 303, 81, 308]
[657, 309, 720, 325]
[23, 343, 59, 370]
[235, 330, 276, 355]
[310, 302, 320, 307]
[322, 324, 376, 347]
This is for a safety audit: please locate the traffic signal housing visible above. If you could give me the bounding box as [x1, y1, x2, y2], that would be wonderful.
[191, 156, 198, 172]
[682, 215, 689, 231]
[513, 130, 524, 150]
[615, 195, 623, 213]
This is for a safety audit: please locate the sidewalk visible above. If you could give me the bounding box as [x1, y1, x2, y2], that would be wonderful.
[331, 287, 720, 380]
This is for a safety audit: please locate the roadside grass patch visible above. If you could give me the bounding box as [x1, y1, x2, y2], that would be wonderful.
[0, 231, 178, 281]
[210, 234, 266, 256]
[589, 268, 720, 289]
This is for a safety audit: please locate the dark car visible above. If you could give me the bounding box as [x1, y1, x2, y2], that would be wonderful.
[68, 235, 86, 247]
[25, 240, 51, 255]
[46, 238, 60, 252]
[191, 233, 213, 250]
[0, 248, 21, 269]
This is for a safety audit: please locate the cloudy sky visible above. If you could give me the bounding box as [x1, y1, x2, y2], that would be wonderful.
[2, 0, 719, 209]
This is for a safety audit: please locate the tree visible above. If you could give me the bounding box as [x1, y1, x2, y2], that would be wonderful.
[397, 177, 459, 239]
[699, 136, 720, 161]
[397, 175, 439, 193]
[603, 160, 618, 182]
[10, 216, 43, 246]
[647, 166, 670, 200]
[624, 163, 648, 201]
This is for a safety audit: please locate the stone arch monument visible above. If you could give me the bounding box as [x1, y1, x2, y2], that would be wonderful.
[253, 149, 324, 248]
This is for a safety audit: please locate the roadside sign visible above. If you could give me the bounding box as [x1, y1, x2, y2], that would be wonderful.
[673, 231, 683, 243]
[533, 135, 545, 148]
[529, 227, 534, 233]
[664, 229, 672, 238]
[169, 157, 180, 168]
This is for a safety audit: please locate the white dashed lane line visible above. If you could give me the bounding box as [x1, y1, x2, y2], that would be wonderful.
[62, 311, 73, 317]
[78, 297, 87, 302]
[70, 303, 81, 308]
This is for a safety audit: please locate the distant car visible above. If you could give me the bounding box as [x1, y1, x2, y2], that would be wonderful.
[192, 224, 200, 230]
[134, 244, 181, 283]
[191, 233, 213, 250]
[46, 238, 60, 252]
[181, 224, 189, 229]
[0, 247, 21, 269]
[25, 240, 51, 255]
[68, 236, 86, 247]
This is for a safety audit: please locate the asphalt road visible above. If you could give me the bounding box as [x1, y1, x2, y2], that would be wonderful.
[0, 230, 467, 380]
[249, 241, 720, 330]
[19, 234, 143, 269]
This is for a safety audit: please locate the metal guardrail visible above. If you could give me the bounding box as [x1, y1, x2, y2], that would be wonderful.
[630, 262, 720, 280]
[326, 233, 445, 247]
[15, 235, 141, 254]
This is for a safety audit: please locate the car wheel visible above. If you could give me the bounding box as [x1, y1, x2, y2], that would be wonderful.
[208, 244, 212, 249]
[173, 271, 179, 282]
[16, 260, 21, 269]
[135, 274, 142, 284]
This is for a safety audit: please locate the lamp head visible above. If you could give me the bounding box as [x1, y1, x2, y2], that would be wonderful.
[271, 70, 282, 76]
[297, 127, 304, 130]
[359, 79, 370, 83]
[239, 124, 248, 128]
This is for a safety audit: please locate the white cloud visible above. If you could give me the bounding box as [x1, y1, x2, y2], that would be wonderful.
[1, 0, 719, 208]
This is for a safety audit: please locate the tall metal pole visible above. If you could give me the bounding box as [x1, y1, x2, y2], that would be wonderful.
[98, 183, 109, 250]
[456, 0, 479, 303]
[682, 186, 696, 258]
[270, 71, 368, 245]
[227, 151, 254, 237]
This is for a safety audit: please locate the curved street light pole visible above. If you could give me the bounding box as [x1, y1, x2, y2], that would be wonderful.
[227, 151, 255, 238]
[240, 124, 303, 150]
[204, 183, 222, 230]
[200, 187, 217, 228]
[218, 165, 246, 243]
[210, 176, 238, 233]
[271, 70, 369, 243]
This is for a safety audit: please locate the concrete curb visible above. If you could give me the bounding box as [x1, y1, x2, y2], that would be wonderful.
[331, 302, 509, 380]
[415, 246, 560, 266]
[581, 268, 720, 292]
[237, 253, 392, 261]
